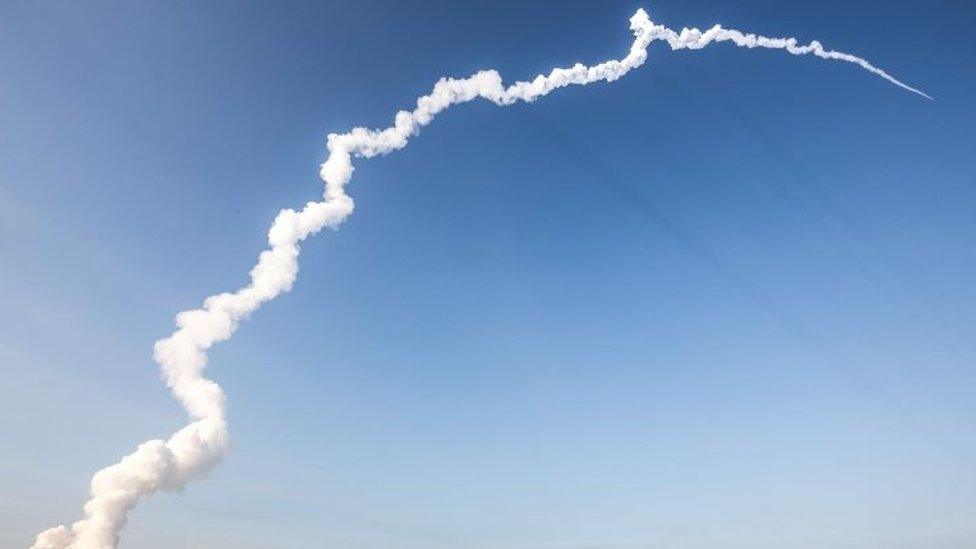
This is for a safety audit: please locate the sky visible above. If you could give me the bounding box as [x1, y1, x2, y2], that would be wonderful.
[1, 1, 975, 548]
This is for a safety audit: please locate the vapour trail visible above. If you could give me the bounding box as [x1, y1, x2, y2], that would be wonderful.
[32, 8, 926, 549]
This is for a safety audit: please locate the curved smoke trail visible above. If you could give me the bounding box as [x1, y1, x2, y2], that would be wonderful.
[32, 8, 926, 549]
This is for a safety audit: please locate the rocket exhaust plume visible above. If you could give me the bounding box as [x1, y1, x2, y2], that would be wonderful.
[32, 8, 926, 549]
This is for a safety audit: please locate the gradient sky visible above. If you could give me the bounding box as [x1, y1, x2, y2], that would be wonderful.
[2, 1, 975, 548]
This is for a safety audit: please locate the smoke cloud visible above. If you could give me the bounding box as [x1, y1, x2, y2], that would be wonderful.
[31, 8, 925, 549]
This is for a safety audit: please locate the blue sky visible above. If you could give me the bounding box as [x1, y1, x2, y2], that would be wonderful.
[2, 1, 975, 548]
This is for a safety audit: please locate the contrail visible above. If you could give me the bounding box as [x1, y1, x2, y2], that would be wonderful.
[31, 8, 926, 549]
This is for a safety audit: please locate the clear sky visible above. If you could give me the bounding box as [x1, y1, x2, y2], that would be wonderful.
[2, 1, 975, 548]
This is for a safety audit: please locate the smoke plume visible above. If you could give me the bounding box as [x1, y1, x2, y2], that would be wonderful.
[32, 8, 925, 549]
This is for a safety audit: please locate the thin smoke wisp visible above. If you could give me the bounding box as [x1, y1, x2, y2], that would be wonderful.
[32, 7, 926, 549]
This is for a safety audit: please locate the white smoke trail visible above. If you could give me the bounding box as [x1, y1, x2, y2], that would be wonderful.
[31, 8, 925, 549]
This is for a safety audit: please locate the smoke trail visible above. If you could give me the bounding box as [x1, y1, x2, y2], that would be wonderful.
[31, 8, 925, 549]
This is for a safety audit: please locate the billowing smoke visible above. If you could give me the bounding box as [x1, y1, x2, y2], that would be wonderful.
[31, 8, 925, 549]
